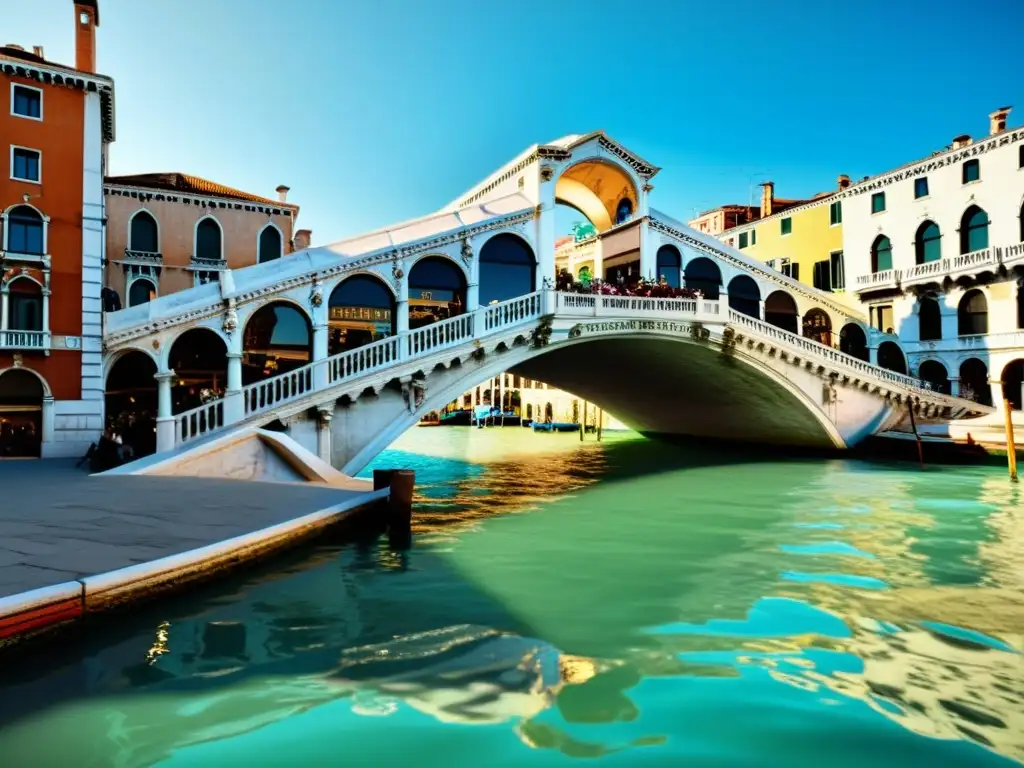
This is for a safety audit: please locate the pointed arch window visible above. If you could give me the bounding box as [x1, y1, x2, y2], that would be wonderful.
[195, 218, 223, 262]
[258, 225, 282, 263]
[871, 235, 892, 273]
[914, 221, 941, 264]
[960, 206, 989, 254]
[130, 211, 159, 253]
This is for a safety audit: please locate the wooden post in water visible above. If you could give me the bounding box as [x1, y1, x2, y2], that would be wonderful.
[597, 408, 603, 441]
[387, 469, 415, 549]
[580, 400, 586, 440]
[907, 399, 924, 470]
[1003, 399, 1018, 481]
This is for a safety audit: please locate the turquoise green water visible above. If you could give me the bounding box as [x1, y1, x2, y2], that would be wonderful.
[0, 429, 1021, 766]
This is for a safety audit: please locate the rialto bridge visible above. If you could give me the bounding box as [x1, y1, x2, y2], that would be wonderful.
[100, 132, 989, 472]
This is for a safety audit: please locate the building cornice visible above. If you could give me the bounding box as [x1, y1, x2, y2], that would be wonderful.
[1, 58, 114, 142]
[103, 184, 296, 218]
[837, 128, 1024, 200]
[649, 215, 862, 321]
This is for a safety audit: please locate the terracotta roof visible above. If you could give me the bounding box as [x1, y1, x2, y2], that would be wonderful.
[104, 173, 298, 209]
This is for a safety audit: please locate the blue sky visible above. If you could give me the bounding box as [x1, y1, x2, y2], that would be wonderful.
[8, 0, 1023, 244]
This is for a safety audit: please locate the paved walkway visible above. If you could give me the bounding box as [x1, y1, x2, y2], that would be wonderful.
[0, 459, 367, 600]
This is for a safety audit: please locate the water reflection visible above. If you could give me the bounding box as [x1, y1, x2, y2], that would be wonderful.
[0, 430, 1021, 766]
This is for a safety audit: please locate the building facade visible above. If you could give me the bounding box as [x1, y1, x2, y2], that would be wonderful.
[0, 0, 114, 458]
[847, 106, 1024, 411]
[103, 174, 302, 308]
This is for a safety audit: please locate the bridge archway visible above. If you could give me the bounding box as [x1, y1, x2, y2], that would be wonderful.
[839, 323, 868, 361]
[105, 350, 158, 456]
[684, 258, 721, 300]
[479, 233, 536, 305]
[727, 275, 760, 318]
[242, 302, 312, 385]
[960, 357, 991, 406]
[0, 368, 45, 458]
[168, 328, 227, 415]
[555, 158, 638, 233]
[877, 341, 907, 375]
[1001, 359, 1024, 410]
[408, 256, 467, 330]
[328, 274, 396, 355]
[918, 360, 951, 395]
[656, 245, 682, 288]
[764, 290, 798, 333]
[802, 308, 832, 346]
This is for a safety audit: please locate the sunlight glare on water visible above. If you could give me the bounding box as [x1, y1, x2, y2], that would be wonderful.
[0, 427, 1021, 767]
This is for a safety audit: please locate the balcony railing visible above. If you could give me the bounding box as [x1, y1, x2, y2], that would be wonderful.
[122, 249, 163, 266]
[856, 244, 1012, 294]
[0, 330, 50, 350]
[188, 256, 227, 271]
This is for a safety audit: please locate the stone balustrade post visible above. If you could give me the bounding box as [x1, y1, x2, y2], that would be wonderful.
[155, 370, 176, 452]
[223, 352, 244, 423]
[312, 324, 329, 390]
[317, 405, 333, 463]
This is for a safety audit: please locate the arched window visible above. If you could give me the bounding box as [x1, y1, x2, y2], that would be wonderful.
[656, 245, 681, 288]
[1002, 359, 1024, 410]
[258, 225, 282, 264]
[242, 302, 312, 384]
[1019, 201, 1024, 243]
[6, 206, 44, 254]
[130, 210, 159, 253]
[128, 278, 156, 307]
[958, 289, 987, 336]
[727, 275, 760, 318]
[479, 234, 535, 305]
[839, 323, 868, 361]
[918, 296, 942, 341]
[918, 360, 950, 395]
[1018, 279, 1024, 329]
[914, 221, 941, 264]
[959, 357, 991, 406]
[959, 206, 989, 254]
[408, 256, 467, 330]
[684, 257, 721, 300]
[877, 341, 907, 374]
[802, 309, 833, 346]
[764, 290, 799, 334]
[7, 278, 43, 331]
[0, 369, 45, 457]
[615, 198, 633, 225]
[327, 274, 396, 355]
[871, 235, 892, 273]
[195, 218, 223, 261]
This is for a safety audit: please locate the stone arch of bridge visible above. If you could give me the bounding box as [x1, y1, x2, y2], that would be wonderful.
[241, 300, 314, 385]
[341, 331, 845, 475]
[554, 156, 640, 232]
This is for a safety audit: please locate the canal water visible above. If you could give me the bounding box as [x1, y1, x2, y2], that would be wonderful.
[0, 428, 1021, 767]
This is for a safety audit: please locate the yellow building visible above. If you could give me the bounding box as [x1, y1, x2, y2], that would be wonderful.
[699, 179, 855, 308]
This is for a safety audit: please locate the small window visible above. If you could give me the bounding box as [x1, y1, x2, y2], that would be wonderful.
[738, 232, 749, 249]
[962, 159, 980, 184]
[830, 250, 845, 291]
[11, 85, 42, 119]
[813, 259, 832, 292]
[780, 217, 792, 235]
[11, 147, 41, 182]
[914, 177, 929, 199]
[871, 192, 886, 213]
[872, 305, 894, 334]
[829, 201, 842, 226]
[751, 229, 757, 245]
[780, 259, 799, 280]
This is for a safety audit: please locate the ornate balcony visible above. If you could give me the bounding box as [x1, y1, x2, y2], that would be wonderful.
[122, 249, 163, 266]
[188, 256, 227, 271]
[0, 329, 50, 351]
[901, 246, 999, 289]
[999, 241, 1024, 269]
[854, 268, 901, 294]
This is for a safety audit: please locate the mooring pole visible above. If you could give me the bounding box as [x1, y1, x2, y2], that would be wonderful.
[387, 469, 415, 549]
[1003, 399, 1018, 482]
[580, 400, 586, 441]
[597, 408, 603, 441]
[907, 400, 924, 470]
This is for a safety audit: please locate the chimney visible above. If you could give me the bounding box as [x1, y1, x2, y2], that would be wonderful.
[989, 106, 1012, 136]
[837, 174, 851, 190]
[74, 1, 99, 73]
[759, 181, 774, 219]
[275, 185, 290, 203]
[294, 229, 312, 251]
[32, 45, 44, 59]
[952, 134, 972, 150]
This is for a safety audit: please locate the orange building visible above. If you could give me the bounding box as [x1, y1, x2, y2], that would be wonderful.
[103, 174, 304, 307]
[0, 0, 115, 458]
